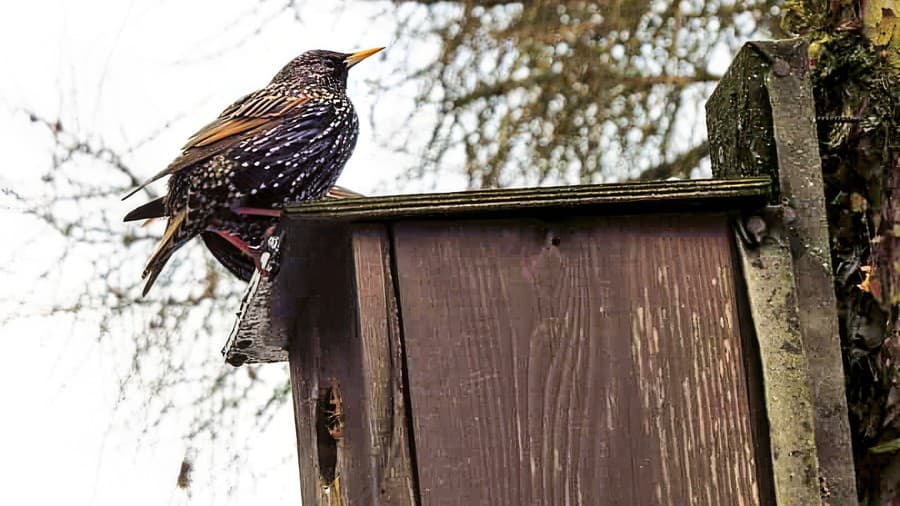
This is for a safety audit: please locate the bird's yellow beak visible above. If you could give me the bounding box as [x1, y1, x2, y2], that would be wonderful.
[344, 47, 384, 68]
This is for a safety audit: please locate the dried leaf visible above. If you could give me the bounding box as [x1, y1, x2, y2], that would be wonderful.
[851, 192, 869, 213]
[859, 265, 874, 292]
[870, 437, 900, 454]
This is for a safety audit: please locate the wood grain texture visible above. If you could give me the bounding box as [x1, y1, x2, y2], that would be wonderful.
[228, 178, 769, 366]
[286, 222, 415, 505]
[351, 226, 417, 504]
[392, 213, 762, 505]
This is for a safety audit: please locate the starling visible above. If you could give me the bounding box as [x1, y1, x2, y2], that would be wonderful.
[123, 48, 383, 295]
[124, 185, 362, 282]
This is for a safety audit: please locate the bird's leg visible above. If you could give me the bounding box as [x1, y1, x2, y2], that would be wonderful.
[259, 224, 284, 278]
[232, 207, 282, 218]
[212, 230, 267, 276]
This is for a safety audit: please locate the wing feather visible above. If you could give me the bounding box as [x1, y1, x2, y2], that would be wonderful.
[122, 93, 311, 200]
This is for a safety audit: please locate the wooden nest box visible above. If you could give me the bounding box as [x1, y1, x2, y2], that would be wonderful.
[223, 40, 857, 505]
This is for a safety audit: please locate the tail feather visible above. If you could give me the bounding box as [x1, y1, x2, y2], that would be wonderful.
[124, 197, 166, 222]
[201, 231, 255, 282]
[141, 249, 176, 297]
[141, 209, 188, 296]
[122, 167, 171, 201]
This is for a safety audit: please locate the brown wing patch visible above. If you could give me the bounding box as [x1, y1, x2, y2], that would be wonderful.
[121, 93, 312, 200]
[186, 117, 271, 147]
[183, 95, 311, 149]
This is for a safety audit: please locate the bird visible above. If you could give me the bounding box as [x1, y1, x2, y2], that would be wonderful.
[124, 185, 362, 282]
[122, 47, 383, 295]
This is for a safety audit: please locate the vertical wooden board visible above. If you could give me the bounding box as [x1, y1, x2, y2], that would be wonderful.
[624, 217, 760, 505]
[734, 223, 821, 505]
[350, 226, 417, 504]
[286, 222, 416, 505]
[286, 221, 363, 505]
[392, 214, 762, 505]
[731, 240, 778, 505]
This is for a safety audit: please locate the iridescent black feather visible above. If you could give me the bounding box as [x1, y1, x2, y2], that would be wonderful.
[123, 47, 382, 295]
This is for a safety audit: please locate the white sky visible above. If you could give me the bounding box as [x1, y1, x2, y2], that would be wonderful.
[0, 1, 436, 505]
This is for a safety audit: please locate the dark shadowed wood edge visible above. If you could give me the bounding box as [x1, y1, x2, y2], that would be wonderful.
[707, 38, 857, 504]
[282, 177, 771, 221]
[285, 221, 416, 505]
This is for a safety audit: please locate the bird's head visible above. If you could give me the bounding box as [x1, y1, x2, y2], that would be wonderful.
[272, 47, 384, 88]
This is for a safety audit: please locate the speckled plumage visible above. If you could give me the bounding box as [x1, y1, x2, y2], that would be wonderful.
[123, 48, 382, 295]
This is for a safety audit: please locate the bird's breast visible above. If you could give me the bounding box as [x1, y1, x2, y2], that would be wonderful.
[226, 100, 359, 206]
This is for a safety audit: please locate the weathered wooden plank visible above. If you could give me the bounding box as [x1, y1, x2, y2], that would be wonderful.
[222, 259, 288, 366]
[735, 210, 821, 505]
[392, 214, 762, 504]
[761, 42, 858, 505]
[350, 226, 417, 505]
[284, 177, 771, 220]
[708, 39, 857, 504]
[286, 221, 416, 505]
[731, 238, 778, 504]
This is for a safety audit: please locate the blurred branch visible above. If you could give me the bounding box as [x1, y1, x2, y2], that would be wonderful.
[24, 110, 156, 199]
[381, 0, 777, 187]
[636, 141, 709, 181]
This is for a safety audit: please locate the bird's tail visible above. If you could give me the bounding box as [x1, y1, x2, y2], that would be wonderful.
[124, 196, 166, 222]
[141, 208, 188, 296]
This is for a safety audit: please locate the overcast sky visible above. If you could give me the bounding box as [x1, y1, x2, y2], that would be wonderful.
[0, 1, 437, 504]
[0, 0, 749, 503]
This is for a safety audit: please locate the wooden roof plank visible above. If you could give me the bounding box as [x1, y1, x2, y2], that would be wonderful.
[283, 177, 771, 221]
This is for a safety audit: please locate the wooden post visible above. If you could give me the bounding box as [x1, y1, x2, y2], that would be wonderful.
[707, 39, 858, 504]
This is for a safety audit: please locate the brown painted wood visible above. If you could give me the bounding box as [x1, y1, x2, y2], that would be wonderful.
[391, 213, 762, 505]
[286, 221, 415, 505]
[350, 226, 417, 504]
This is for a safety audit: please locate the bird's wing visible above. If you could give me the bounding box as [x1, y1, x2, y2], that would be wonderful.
[182, 94, 310, 149]
[122, 92, 311, 200]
